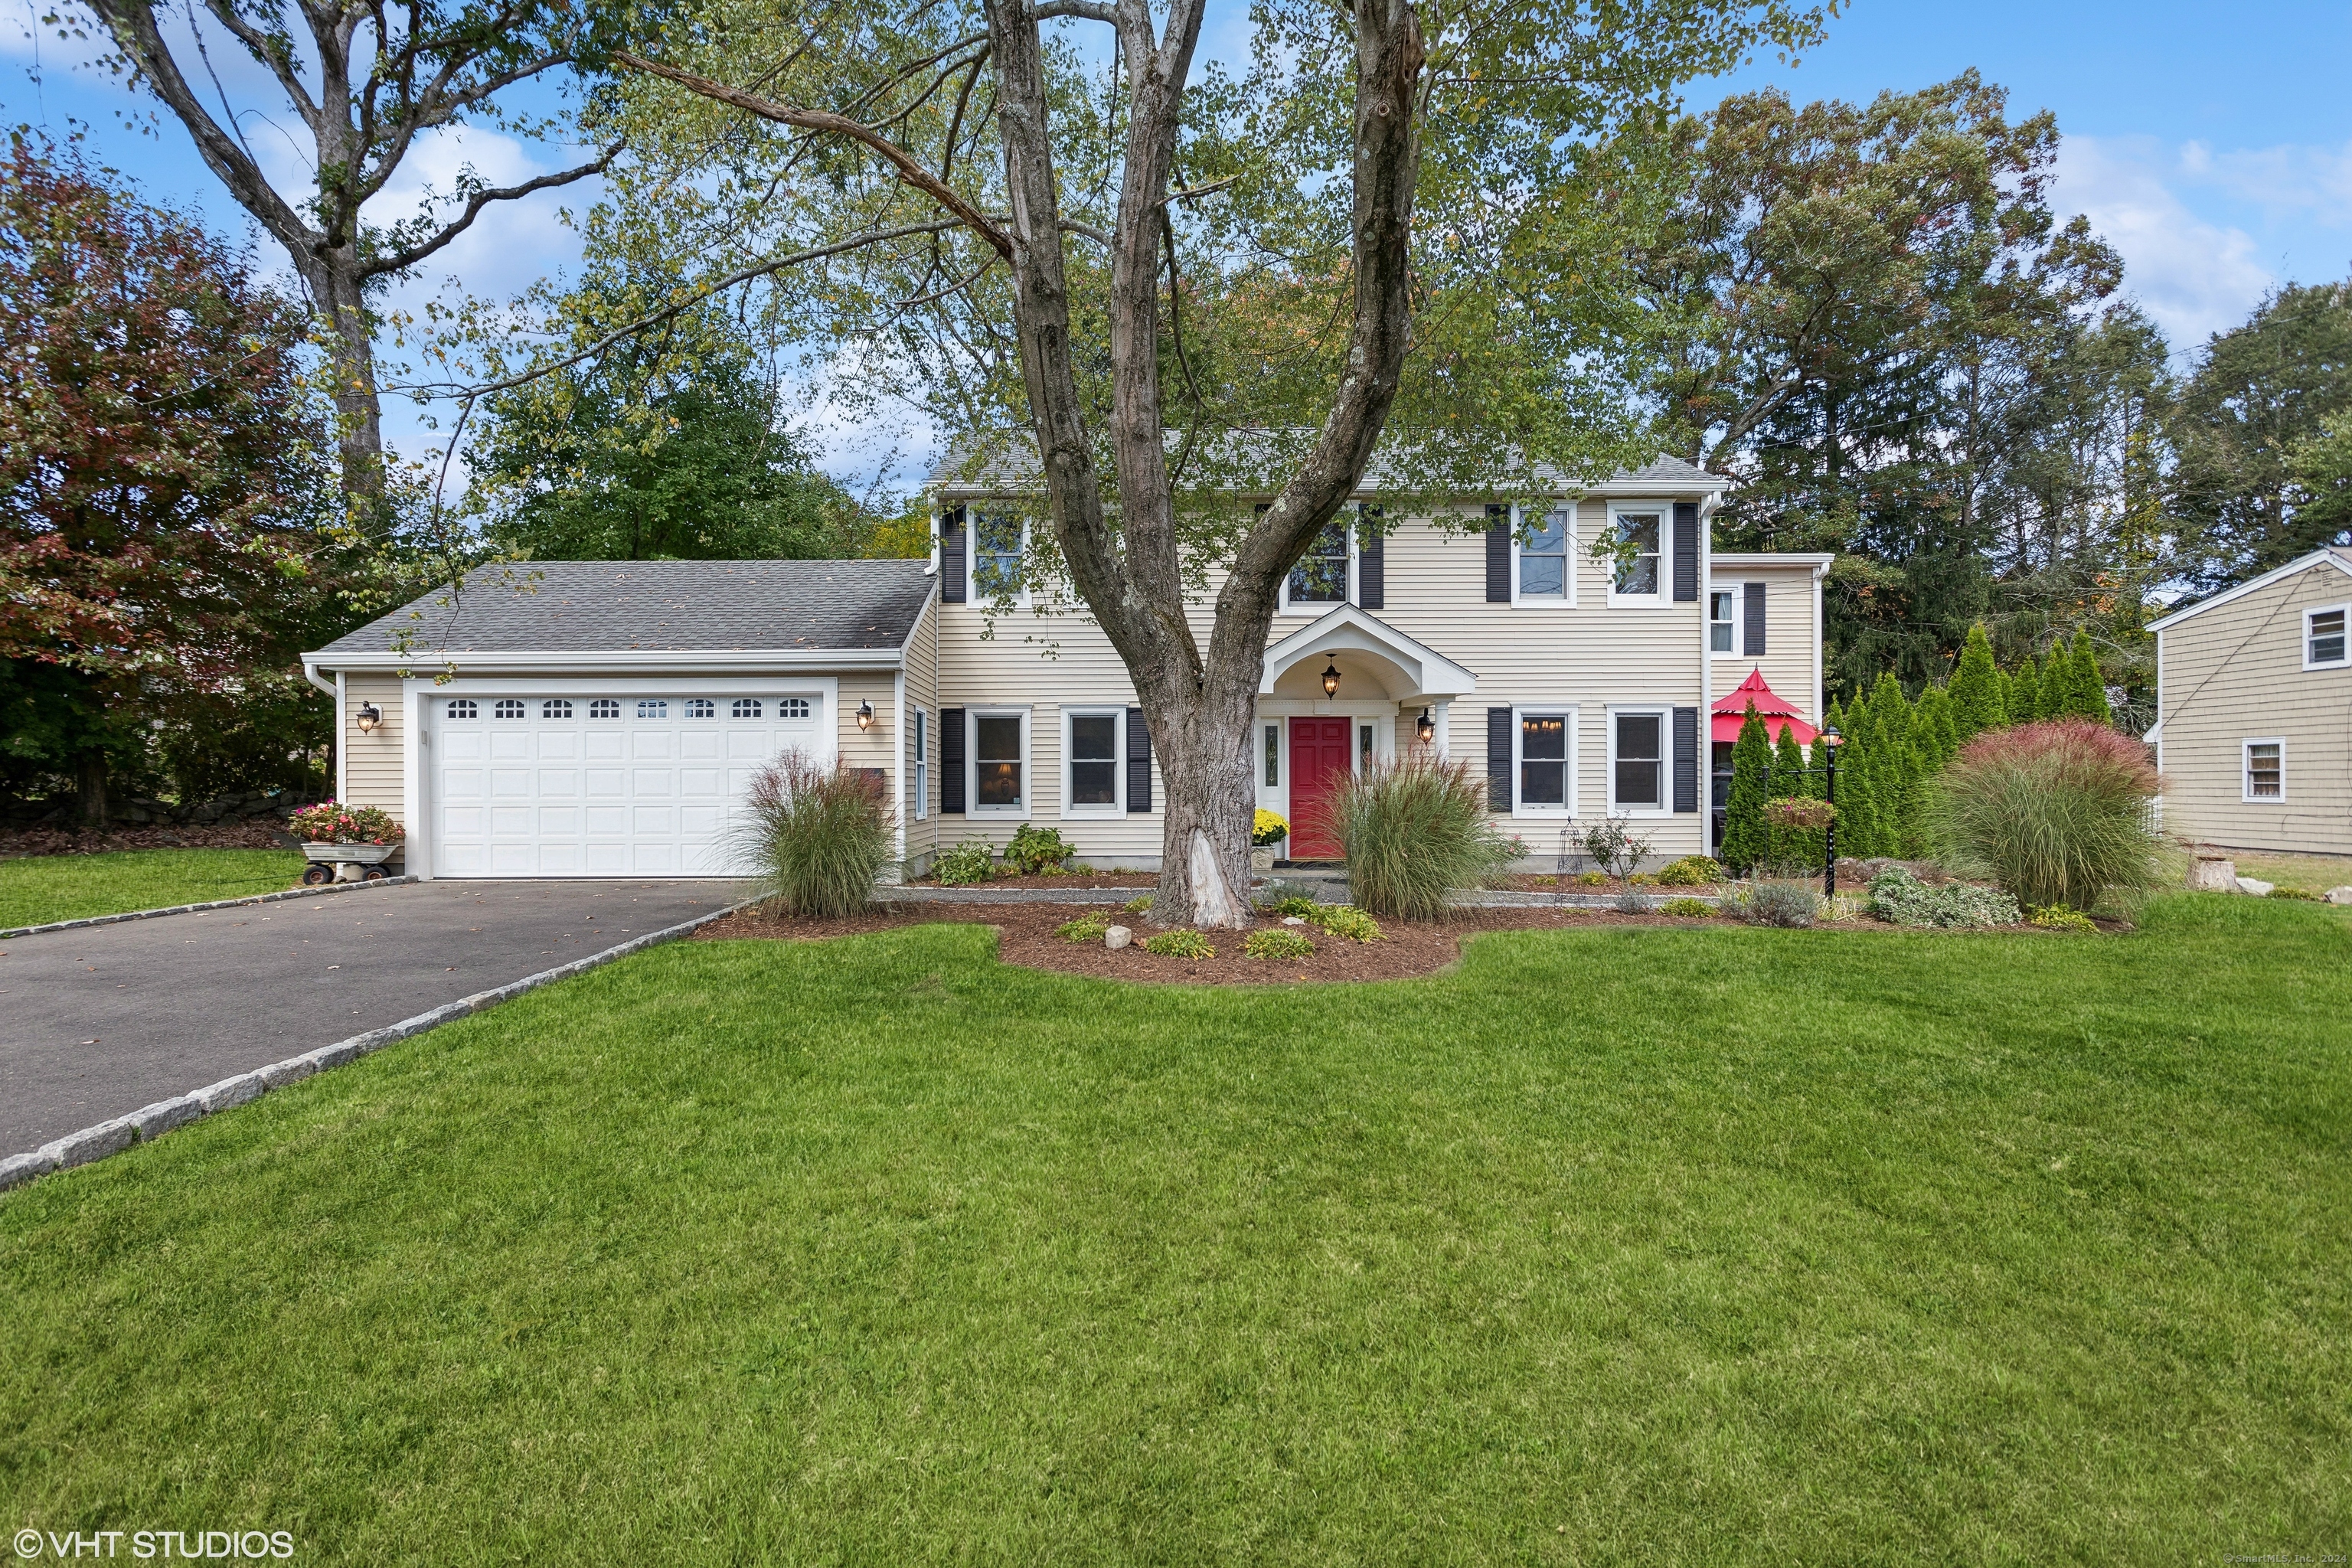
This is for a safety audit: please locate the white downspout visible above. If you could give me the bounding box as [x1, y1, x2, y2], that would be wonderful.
[891, 665, 908, 874]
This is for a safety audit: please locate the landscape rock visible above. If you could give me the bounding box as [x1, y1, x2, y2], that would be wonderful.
[1104, 925, 1132, 950]
[2185, 856, 2237, 893]
[2234, 876, 2275, 897]
[2326, 886, 2352, 906]
[1282, 915, 1307, 926]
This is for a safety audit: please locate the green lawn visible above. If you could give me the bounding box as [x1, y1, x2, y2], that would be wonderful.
[0, 848, 306, 929]
[4, 897, 2347, 1562]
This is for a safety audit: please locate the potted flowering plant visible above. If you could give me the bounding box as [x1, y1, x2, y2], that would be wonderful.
[1251, 809, 1289, 871]
[288, 802, 406, 884]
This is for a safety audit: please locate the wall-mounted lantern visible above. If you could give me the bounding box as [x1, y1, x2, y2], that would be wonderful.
[856, 700, 875, 730]
[354, 702, 382, 733]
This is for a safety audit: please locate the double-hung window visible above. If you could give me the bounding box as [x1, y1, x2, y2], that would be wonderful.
[2244, 739, 2284, 802]
[1709, 590, 1737, 652]
[972, 511, 1026, 603]
[1066, 710, 1121, 812]
[1516, 507, 1573, 603]
[1517, 711, 1573, 812]
[972, 710, 1027, 813]
[1610, 510, 1663, 601]
[911, 709, 928, 821]
[1286, 517, 1351, 608]
[2308, 605, 2348, 668]
[1611, 709, 1667, 812]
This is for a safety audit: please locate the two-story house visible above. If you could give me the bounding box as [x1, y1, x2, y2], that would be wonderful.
[303, 456, 1830, 877]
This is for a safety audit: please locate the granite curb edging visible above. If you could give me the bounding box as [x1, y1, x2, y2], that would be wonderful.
[0, 874, 422, 941]
[0, 894, 757, 1195]
[877, 885, 1725, 910]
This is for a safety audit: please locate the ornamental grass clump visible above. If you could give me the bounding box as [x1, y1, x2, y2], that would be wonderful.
[1931, 719, 2161, 911]
[1335, 757, 1517, 920]
[732, 750, 897, 918]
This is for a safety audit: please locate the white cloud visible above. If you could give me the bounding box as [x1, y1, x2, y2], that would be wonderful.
[2053, 134, 2275, 351]
[2177, 139, 2352, 228]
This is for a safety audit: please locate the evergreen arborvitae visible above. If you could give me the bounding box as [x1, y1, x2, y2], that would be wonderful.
[1948, 624, 2004, 743]
[2036, 645, 2069, 721]
[2069, 628, 2113, 724]
[1720, 704, 1773, 876]
[1769, 724, 1806, 870]
[1912, 685, 1958, 768]
[1830, 724, 1879, 858]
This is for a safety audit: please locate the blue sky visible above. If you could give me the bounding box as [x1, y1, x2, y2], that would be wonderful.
[5, 0, 2348, 483]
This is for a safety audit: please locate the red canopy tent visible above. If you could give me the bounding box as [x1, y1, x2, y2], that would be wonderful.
[1712, 668, 1819, 745]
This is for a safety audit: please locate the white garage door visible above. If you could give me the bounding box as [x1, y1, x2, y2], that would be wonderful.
[432, 692, 826, 877]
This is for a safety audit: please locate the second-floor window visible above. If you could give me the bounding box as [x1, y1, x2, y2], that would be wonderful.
[2308, 606, 2347, 668]
[1519, 508, 1570, 600]
[1710, 590, 1736, 652]
[1289, 517, 1350, 606]
[1612, 511, 1661, 598]
[973, 511, 1024, 601]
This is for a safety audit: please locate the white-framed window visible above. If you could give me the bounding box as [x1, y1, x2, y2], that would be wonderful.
[1513, 505, 1576, 605]
[492, 697, 526, 720]
[636, 698, 669, 720]
[1511, 707, 1579, 817]
[541, 698, 573, 720]
[911, 708, 928, 821]
[1063, 708, 1123, 813]
[445, 698, 478, 720]
[1609, 707, 1671, 814]
[1608, 507, 1665, 603]
[969, 708, 1030, 816]
[1709, 589, 1737, 652]
[587, 698, 620, 720]
[2244, 738, 2285, 802]
[1281, 514, 1353, 612]
[970, 510, 1029, 605]
[2307, 604, 2348, 668]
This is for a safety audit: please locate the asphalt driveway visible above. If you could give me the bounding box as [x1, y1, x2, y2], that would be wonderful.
[0, 879, 748, 1155]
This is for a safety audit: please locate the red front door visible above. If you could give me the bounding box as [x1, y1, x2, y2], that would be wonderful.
[1288, 717, 1353, 859]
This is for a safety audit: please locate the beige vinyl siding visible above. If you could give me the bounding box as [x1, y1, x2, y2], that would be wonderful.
[341, 673, 406, 820]
[1709, 564, 1823, 727]
[835, 670, 899, 781]
[2158, 562, 2352, 854]
[899, 589, 942, 864]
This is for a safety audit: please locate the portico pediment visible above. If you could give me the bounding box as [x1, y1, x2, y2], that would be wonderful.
[1259, 605, 1477, 701]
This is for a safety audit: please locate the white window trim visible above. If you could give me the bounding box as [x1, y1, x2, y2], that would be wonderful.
[2304, 602, 2350, 670]
[1509, 503, 1578, 608]
[910, 707, 929, 822]
[1277, 515, 1357, 614]
[1061, 707, 1125, 815]
[2243, 737, 2285, 804]
[1606, 704, 1674, 816]
[1606, 504, 1668, 607]
[967, 509, 1034, 609]
[1707, 586, 1739, 655]
[1509, 704, 1580, 818]
[967, 706, 1032, 818]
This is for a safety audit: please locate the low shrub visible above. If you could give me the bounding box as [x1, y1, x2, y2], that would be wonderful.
[1868, 866, 2022, 929]
[1736, 879, 1818, 928]
[1334, 757, 1518, 920]
[1057, 912, 1111, 943]
[2266, 885, 2318, 901]
[1142, 929, 1214, 959]
[1120, 893, 1154, 915]
[1931, 719, 2161, 911]
[1658, 897, 1714, 918]
[731, 750, 897, 918]
[1261, 895, 1320, 919]
[1005, 823, 1076, 875]
[1579, 813, 1655, 881]
[1311, 904, 1383, 942]
[1243, 926, 1315, 960]
[1655, 856, 1723, 887]
[933, 841, 995, 886]
[1627, 871, 1658, 887]
[1615, 887, 1656, 915]
[1574, 871, 1609, 887]
[2027, 903, 2096, 933]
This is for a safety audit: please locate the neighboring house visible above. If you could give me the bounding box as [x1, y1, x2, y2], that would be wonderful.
[2148, 546, 2352, 856]
[302, 458, 1831, 878]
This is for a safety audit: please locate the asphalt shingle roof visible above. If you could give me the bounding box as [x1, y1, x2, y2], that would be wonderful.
[312, 559, 934, 657]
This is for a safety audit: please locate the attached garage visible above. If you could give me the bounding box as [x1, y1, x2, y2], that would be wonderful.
[304, 560, 936, 880]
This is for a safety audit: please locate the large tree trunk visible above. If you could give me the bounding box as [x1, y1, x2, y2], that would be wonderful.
[76, 750, 109, 829]
[1138, 662, 1260, 929]
[302, 248, 387, 508]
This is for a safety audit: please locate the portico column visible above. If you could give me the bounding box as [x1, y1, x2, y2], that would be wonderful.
[1432, 699, 1451, 760]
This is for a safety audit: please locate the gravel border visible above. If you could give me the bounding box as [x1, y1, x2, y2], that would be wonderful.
[0, 893, 757, 1195]
[0, 874, 422, 941]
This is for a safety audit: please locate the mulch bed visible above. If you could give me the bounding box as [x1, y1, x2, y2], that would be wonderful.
[699, 900, 1859, 985]
[911, 871, 1159, 890]
[0, 822, 301, 858]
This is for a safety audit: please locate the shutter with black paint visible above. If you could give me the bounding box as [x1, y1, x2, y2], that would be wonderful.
[1671, 501, 1699, 602]
[1672, 707, 1699, 812]
[1125, 707, 1152, 812]
[940, 507, 968, 603]
[1486, 707, 1513, 810]
[1743, 581, 1766, 655]
[1357, 505, 1384, 609]
[939, 707, 966, 812]
[1485, 505, 1511, 602]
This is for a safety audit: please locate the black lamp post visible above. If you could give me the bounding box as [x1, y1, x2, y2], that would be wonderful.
[1820, 724, 1843, 897]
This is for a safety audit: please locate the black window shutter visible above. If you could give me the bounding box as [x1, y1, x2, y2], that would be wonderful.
[1672, 707, 1699, 812]
[1672, 501, 1699, 602]
[1357, 506, 1384, 609]
[1125, 707, 1152, 812]
[1743, 580, 1766, 655]
[940, 506, 967, 603]
[1485, 505, 1511, 603]
[939, 707, 965, 812]
[1486, 707, 1512, 811]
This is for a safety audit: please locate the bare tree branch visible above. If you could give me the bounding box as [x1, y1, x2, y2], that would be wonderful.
[368, 139, 623, 276]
